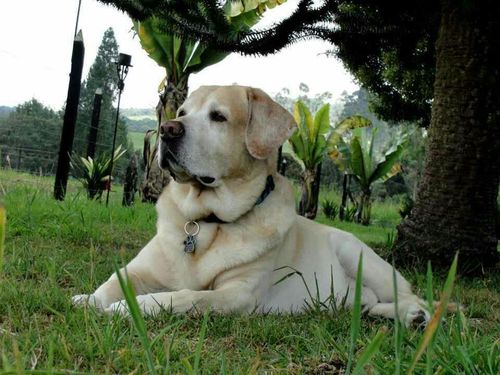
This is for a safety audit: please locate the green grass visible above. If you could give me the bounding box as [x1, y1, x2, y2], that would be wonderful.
[0, 170, 498, 374]
[129, 131, 146, 152]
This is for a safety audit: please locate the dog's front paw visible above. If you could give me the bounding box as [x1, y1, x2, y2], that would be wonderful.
[404, 304, 430, 329]
[72, 294, 103, 310]
[104, 300, 130, 317]
[104, 295, 163, 317]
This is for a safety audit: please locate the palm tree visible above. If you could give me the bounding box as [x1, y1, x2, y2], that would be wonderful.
[330, 127, 407, 225]
[287, 102, 370, 219]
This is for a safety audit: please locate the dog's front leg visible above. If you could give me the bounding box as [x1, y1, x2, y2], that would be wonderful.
[72, 266, 160, 310]
[72, 236, 167, 310]
[105, 281, 257, 316]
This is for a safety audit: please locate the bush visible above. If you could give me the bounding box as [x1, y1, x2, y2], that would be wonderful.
[399, 195, 414, 219]
[322, 199, 339, 220]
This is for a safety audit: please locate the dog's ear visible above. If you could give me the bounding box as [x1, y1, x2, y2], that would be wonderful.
[245, 88, 297, 160]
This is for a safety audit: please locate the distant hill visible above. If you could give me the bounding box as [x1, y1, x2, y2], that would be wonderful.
[0, 106, 14, 118]
[122, 108, 156, 133]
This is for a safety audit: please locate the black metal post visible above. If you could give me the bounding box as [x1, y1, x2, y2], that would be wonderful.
[105, 88, 122, 206]
[54, 30, 85, 201]
[86, 88, 103, 159]
[105, 53, 132, 206]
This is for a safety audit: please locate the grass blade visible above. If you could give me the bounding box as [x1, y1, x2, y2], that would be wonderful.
[407, 253, 458, 374]
[0, 205, 5, 277]
[114, 263, 157, 375]
[346, 253, 363, 375]
[352, 326, 387, 375]
[425, 261, 434, 375]
[392, 262, 404, 375]
[193, 309, 209, 374]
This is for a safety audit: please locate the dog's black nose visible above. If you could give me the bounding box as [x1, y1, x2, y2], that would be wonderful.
[160, 121, 184, 140]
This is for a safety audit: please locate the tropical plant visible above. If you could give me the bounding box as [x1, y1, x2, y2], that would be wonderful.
[287, 101, 370, 219]
[321, 199, 339, 220]
[136, 0, 288, 202]
[71, 145, 126, 200]
[287, 101, 330, 219]
[330, 127, 408, 225]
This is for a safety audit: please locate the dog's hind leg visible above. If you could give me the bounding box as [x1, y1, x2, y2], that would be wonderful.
[368, 299, 430, 328]
[334, 232, 429, 327]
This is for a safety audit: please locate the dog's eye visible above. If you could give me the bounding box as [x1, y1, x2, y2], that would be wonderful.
[210, 110, 227, 122]
[178, 109, 186, 117]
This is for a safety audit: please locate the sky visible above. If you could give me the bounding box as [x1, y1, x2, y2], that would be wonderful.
[0, 0, 358, 111]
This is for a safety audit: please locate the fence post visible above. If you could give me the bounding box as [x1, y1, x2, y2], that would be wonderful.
[54, 30, 85, 201]
[86, 88, 103, 159]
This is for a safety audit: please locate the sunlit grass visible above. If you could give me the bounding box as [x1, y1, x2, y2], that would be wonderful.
[0, 170, 498, 373]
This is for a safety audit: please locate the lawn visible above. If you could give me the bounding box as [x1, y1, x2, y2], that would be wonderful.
[129, 131, 146, 153]
[0, 170, 498, 374]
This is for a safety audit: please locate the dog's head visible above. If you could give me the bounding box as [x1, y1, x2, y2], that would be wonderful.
[158, 85, 296, 187]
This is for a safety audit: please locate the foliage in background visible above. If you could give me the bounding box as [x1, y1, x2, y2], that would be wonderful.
[0, 99, 62, 174]
[399, 195, 414, 219]
[321, 198, 339, 220]
[74, 28, 133, 179]
[71, 145, 126, 200]
[331, 127, 408, 225]
[0, 205, 5, 277]
[287, 101, 371, 219]
[288, 101, 330, 219]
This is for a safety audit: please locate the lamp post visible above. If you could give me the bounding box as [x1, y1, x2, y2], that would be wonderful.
[106, 53, 132, 206]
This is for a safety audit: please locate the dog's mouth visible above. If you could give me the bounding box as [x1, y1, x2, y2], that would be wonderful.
[159, 148, 217, 187]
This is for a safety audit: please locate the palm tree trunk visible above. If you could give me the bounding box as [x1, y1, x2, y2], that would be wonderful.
[356, 188, 372, 226]
[140, 77, 189, 203]
[298, 163, 322, 219]
[339, 173, 348, 221]
[395, 0, 500, 274]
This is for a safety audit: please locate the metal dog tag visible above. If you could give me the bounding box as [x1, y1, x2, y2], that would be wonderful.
[184, 234, 197, 253]
[183, 221, 200, 254]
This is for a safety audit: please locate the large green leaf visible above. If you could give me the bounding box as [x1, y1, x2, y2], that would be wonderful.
[293, 101, 314, 142]
[293, 101, 312, 164]
[134, 1, 287, 83]
[309, 103, 330, 167]
[328, 115, 371, 148]
[184, 43, 228, 75]
[350, 136, 368, 187]
[313, 103, 331, 140]
[329, 138, 351, 172]
[369, 138, 407, 184]
[134, 19, 175, 71]
[311, 135, 327, 167]
[283, 139, 305, 170]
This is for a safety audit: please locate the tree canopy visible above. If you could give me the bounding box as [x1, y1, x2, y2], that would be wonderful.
[96, 0, 437, 126]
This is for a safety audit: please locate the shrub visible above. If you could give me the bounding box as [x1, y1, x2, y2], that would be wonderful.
[322, 199, 339, 220]
[71, 145, 126, 200]
[399, 195, 414, 219]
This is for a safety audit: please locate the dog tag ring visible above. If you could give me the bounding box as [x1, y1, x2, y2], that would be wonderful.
[183, 221, 200, 253]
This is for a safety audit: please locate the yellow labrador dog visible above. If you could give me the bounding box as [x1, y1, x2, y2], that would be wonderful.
[73, 85, 429, 327]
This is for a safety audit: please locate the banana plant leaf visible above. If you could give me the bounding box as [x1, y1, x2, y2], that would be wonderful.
[134, 19, 228, 78]
[134, 1, 287, 85]
[328, 115, 372, 147]
[350, 135, 368, 187]
[289, 101, 331, 170]
[369, 138, 408, 184]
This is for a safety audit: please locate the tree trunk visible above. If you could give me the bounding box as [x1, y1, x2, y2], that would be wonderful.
[140, 77, 188, 203]
[339, 173, 348, 221]
[395, 0, 500, 274]
[122, 153, 138, 206]
[298, 163, 322, 219]
[356, 188, 372, 226]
